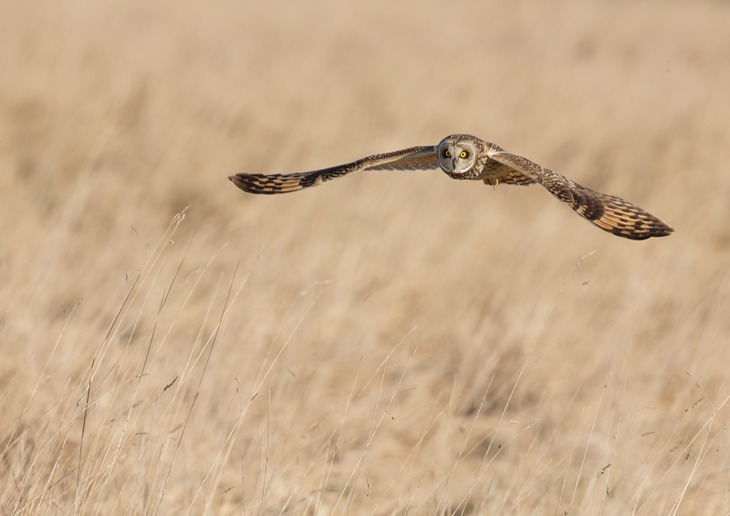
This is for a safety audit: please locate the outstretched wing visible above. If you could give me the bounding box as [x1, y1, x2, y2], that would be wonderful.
[488, 149, 674, 240]
[229, 146, 437, 194]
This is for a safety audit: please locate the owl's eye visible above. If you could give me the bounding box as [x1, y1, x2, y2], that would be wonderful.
[460, 150, 469, 159]
[443, 149, 451, 158]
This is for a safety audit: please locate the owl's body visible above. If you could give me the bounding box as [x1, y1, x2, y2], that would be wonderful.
[229, 134, 673, 240]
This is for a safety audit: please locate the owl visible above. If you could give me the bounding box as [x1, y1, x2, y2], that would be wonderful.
[229, 134, 673, 240]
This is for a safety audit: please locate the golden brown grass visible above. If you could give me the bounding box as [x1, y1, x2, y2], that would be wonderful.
[2, 0, 730, 513]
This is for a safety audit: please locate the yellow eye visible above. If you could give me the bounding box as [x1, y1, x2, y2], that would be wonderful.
[460, 150, 468, 159]
[444, 150, 451, 158]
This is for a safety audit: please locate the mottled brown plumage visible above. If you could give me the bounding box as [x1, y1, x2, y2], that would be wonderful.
[229, 134, 673, 240]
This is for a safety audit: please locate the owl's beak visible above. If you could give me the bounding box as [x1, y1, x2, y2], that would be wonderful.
[451, 158, 458, 171]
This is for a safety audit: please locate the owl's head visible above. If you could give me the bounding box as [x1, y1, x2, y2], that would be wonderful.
[436, 134, 483, 179]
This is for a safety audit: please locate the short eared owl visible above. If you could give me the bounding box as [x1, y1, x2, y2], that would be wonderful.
[229, 134, 673, 240]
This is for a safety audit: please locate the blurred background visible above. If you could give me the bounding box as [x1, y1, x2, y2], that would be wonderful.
[1, 0, 729, 513]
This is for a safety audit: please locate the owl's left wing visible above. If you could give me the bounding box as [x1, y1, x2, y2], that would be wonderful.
[229, 146, 437, 194]
[488, 149, 674, 240]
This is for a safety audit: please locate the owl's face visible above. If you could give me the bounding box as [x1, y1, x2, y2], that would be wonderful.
[436, 134, 483, 179]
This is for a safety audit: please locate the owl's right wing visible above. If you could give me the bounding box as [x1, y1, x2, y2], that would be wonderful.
[229, 146, 438, 194]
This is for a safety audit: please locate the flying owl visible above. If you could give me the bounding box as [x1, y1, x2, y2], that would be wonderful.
[229, 134, 673, 240]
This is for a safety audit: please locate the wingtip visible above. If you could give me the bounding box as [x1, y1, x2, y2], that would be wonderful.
[229, 174, 248, 191]
[651, 218, 675, 238]
[618, 221, 674, 240]
[657, 226, 675, 238]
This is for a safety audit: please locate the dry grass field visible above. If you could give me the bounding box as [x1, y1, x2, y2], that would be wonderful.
[2, 0, 730, 513]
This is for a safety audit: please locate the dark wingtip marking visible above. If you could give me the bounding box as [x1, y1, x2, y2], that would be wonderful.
[228, 174, 253, 192]
[607, 218, 674, 240]
[229, 173, 305, 195]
